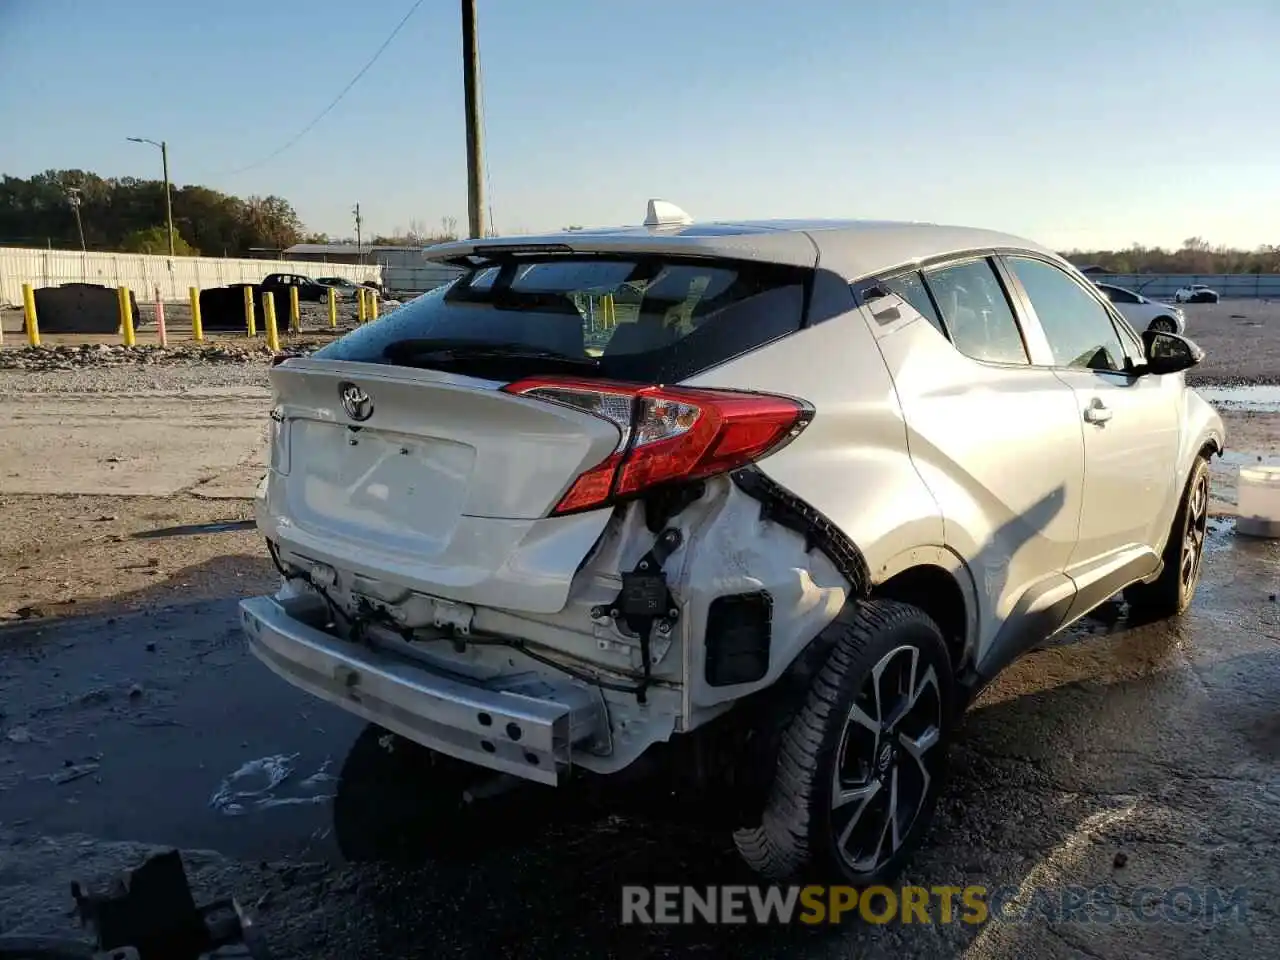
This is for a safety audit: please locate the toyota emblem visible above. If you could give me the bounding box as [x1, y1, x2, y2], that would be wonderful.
[339, 382, 373, 421]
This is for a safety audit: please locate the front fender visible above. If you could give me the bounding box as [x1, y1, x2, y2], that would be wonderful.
[1182, 384, 1226, 478]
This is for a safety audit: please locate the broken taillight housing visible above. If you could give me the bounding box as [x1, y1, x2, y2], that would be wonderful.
[502, 376, 814, 515]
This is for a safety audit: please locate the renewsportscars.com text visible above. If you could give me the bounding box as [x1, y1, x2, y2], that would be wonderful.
[621, 884, 1249, 926]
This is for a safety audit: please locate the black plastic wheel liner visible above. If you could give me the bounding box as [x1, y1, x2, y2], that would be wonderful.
[730, 466, 871, 597]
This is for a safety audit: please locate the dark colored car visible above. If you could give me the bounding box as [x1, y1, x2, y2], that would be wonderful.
[316, 277, 368, 299]
[261, 273, 331, 303]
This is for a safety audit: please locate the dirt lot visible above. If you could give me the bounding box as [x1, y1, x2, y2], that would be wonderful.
[0, 297, 1279, 958]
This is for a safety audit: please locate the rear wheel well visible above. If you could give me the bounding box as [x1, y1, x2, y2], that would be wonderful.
[872, 565, 968, 673]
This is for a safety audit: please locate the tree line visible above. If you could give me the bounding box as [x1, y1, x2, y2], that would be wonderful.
[0, 169, 307, 257]
[1064, 237, 1280, 275]
[7, 172, 1278, 273]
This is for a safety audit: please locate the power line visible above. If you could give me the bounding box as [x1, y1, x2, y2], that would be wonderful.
[207, 0, 425, 177]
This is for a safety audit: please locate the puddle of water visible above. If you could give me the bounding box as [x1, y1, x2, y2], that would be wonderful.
[209, 753, 335, 816]
[1218, 451, 1280, 468]
[1206, 517, 1237, 553]
[1195, 385, 1280, 413]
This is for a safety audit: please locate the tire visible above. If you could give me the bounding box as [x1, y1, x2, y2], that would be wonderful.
[333, 723, 559, 863]
[1148, 317, 1177, 334]
[1125, 456, 1210, 620]
[733, 599, 954, 884]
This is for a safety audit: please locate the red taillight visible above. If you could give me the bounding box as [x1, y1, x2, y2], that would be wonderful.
[502, 376, 813, 515]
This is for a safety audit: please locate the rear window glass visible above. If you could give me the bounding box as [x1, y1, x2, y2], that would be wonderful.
[313, 256, 809, 383]
[883, 272, 945, 335]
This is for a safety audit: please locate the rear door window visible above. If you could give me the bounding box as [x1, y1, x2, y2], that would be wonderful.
[314, 255, 810, 383]
[882, 272, 945, 336]
[923, 259, 1028, 364]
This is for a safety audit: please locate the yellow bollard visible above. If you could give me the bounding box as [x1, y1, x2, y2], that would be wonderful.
[189, 287, 204, 342]
[357, 287, 368, 324]
[118, 287, 136, 347]
[327, 287, 337, 328]
[116, 288, 135, 348]
[263, 291, 281, 353]
[244, 285, 257, 337]
[369, 288, 379, 321]
[289, 286, 300, 334]
[21, 283, 40, 347]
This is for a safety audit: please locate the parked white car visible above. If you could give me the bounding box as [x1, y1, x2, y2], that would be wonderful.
[1174, 283, 1220, 304]
[1094, 282, 1185, 334]
[241, 203, 1224, 885]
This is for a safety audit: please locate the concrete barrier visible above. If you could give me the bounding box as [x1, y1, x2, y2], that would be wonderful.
[198, 285, 261, 332]
[31, 283, 141, 334]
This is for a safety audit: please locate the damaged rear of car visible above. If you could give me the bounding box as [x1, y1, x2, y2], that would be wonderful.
[242, 236, 856, 800]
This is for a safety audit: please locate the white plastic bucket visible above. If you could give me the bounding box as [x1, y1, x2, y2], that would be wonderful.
[1236, 465, 1280, 538]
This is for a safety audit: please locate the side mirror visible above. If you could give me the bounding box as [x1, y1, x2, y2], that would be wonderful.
[1142, 329, 1204, 375]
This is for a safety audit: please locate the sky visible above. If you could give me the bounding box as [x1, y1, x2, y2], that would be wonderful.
[1, 0, 1278, 250]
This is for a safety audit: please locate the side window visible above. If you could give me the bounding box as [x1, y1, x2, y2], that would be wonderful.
[882, 272, 945, 336]
[923, 259, 1028, 364]
[1006, 257, 1127, 372]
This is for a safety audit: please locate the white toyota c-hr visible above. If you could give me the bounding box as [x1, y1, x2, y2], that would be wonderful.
[241, 202, 1223, 885]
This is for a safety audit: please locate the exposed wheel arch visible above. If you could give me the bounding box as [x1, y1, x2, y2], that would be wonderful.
[873, 565, 971, 674]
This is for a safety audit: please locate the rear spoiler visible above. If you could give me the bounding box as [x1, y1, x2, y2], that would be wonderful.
[424, 243, 576, 269]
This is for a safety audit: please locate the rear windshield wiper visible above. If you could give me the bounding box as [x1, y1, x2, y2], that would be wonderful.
[382, 338, 600, 369]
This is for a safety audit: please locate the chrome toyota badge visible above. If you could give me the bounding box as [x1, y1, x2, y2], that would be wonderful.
[339, 382, 373, 421]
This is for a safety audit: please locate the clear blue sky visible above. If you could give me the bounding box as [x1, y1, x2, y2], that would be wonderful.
[2, 0, 1277, 249]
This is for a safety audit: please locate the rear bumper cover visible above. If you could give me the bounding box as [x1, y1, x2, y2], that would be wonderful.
[239, 595, 607, 785]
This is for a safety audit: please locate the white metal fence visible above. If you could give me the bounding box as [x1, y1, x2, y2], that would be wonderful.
[1091, 273, 1280, 300]
[383, 262, 466, 297]
[0, 247, 383, 307]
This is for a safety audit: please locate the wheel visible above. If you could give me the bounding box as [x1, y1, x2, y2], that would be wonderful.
[733, 600, 954, 884]
[332, 724, 559, 863]
[1148, 317, 1177, 334]
[1125, 456, 1210, 620]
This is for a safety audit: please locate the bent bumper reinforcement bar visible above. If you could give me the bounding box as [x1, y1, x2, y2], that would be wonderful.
[239, 596, 607, 786]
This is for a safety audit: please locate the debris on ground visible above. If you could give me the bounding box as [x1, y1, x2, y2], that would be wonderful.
[0, 342, 320, 371]
[48, 761, 100, 785]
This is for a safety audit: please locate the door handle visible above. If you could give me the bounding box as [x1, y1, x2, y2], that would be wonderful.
[1083, 398, 1112, 424]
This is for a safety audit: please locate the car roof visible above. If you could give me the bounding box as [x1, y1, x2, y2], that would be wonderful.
[423, 217, 1062, 282]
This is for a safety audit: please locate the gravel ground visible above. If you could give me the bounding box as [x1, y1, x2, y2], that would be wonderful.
[0, 362, 272, 393]
[1164, 299, 1280, 385]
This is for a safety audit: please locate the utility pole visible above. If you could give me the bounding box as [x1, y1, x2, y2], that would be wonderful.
[353, 203, 363, 264]
[127, 136, 176, 257]
[67, 188, 86, 252]
[161, 140, 174, 258]
[461, 0, 486, 239]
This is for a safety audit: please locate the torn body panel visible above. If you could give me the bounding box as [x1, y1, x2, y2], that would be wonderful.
[248, 474, 852, 785]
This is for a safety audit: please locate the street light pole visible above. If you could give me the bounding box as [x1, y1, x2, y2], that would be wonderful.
[127, 137, 176, 257]
[67, 188, 86, 252]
